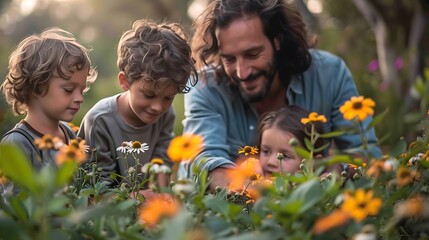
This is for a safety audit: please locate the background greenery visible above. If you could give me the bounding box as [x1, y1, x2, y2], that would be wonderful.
[0, 0, 428, 149]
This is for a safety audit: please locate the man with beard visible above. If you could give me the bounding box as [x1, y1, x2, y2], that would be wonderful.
[179, 0, 381, 189]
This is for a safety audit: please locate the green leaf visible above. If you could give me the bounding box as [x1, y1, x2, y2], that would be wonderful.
[313, 142, 330, 153]
[389, 139, 407, 157]
[365, 108, 389, 131]
[294, 146, 311, 160]
[288, 179, 324, 213]
[319, 130, 345, 138]
[9, 197, 29, 221]
[55, 161, 78, 187]
[203, 195, 229, 217]
[0, 144, 38, 193]
[304, 138, 314, 151]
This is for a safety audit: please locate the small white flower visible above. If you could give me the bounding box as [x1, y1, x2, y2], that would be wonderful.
[128, 166, 136, 174]
[172, 178, 195, 196]
[141, 163, 151, 173]
[117, 141, 131, 153]
[158, 165, 171, 173]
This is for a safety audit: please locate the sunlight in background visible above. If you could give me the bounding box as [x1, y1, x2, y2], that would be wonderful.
[19, 0, 37, 15]
[306, 0, 323, 14]
[187, 0, 208, 20]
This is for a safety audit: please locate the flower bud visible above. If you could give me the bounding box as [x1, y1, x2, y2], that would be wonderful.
[289, 137, 299, 147]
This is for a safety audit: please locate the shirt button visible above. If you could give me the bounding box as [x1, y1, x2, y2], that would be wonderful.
[249, 125, 254, 130]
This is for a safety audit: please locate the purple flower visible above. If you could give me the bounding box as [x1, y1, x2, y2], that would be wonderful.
[394, 57, 404, 71]
[368, 59, 379, 73]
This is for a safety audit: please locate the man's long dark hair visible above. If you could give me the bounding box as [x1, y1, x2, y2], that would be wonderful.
[192, 0, 312, 87]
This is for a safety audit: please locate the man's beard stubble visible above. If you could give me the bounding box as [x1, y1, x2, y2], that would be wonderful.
[235, 58, 278, 103]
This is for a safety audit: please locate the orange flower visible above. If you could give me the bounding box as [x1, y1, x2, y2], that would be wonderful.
[34, 134, 64, 150]
[69, 138, 89, 153]
[138, 195, 180, 228]
[227, 158, 261, 190]
[366, 158, 394, 178]
[396, 166, 418, 187]
[339, 96, 375, 121]
[301, 112, 327, 125]
[312, 210, 350, 234]
[341, 188, 382, 221]
[56, 144, 87, 165]
[68, 122, 80, 133]
[238, 146, 258, 156]
[0, 170, 8, 185]
[167, 134, 204, 162]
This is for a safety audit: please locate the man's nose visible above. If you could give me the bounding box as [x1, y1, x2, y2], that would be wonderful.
[236, 58, 251, 80]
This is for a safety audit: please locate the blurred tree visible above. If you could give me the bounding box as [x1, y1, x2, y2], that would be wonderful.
[323, 0, 429, 146]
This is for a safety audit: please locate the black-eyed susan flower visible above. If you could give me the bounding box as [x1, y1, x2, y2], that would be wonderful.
[228, 157, 262, 190]
[130, 141, 149, 154]
[238, 146, 258, 156]
[341, 188, 382, 222]
[339, 96, 375, 121]
[301, 112, 327, 125]
[138, 195, 180, 228]
[56, 145, 87, 165]
[167, 134, 204, 162]
[396, 166, 418, 187]
[34, 134, 64, 150]
[69, 138, 89, 153]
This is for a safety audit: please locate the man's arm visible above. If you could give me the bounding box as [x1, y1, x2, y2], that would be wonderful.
[179, 79, 236, 184]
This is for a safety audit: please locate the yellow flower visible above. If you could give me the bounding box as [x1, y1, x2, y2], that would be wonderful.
[301, 112, 327, 125]
[138, 195, 180, 228]
[167, 134, 204, 162]
[238, 146, 258, 156]
[69, 138, 89, 153]
[151, 158, 164, 165]
[341, 188, 382, 221]
[56, 144, 87, 165]
[396, 166, 418, 187]
[312, 210, 350, 234]
[34, 134, 64, 150]
[339, 96, 375, 121]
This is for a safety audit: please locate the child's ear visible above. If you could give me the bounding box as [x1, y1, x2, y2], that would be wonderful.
[118, 71, 130, 91]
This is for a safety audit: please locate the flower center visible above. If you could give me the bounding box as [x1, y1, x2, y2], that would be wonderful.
[244, 146, 252, 154]
[352, 102, 363, 110]
[132, 141, 142, 149]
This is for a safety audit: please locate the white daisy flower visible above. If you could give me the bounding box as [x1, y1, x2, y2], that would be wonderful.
[117, 141, 131, 153]
[130, 141, 149, 154]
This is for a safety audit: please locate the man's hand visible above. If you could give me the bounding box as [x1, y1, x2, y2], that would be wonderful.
[208, 167, 231, 192]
